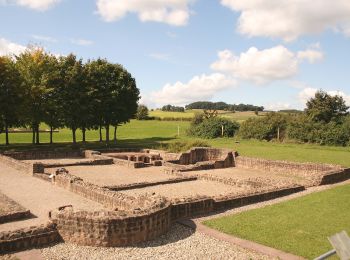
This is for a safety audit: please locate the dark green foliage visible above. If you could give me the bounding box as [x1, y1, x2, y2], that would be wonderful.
[188, 117, 240, 139]
[136, 105, 149, 120]
[161, 104, 185, 112]
[305, 90, 349, 123]
[239, 112, 289, 141]
[0, 56, 25, 145]
[191, 112, 205, 126]
[185, 101, 264, 112]
[288, 115, 350, 146]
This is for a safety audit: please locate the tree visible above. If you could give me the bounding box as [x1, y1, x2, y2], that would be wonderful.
[136, 105, 149, 120]
[305, 90, 349, 123]
[16, 47, 58, 144]
[0, 56, 25, 145]
[57, 54, 89, 144]
[85, 59, 139, 143]
[110, 67, 139, 143]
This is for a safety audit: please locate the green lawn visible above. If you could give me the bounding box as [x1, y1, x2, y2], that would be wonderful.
[204, 184, 350, 259]
[1, 119, 349, 167]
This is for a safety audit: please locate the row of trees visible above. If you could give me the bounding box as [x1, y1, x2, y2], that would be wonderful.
[185, 101, 264, 112]
[239, 91, 350, 146]
[0, 47, 140, 145]
[161, 104, 185, 112]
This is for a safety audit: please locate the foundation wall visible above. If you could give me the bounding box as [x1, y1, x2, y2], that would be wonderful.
[3, 150, 82, 160]
[235, 156, 342, 174]
[0, 154, 32, 174]
[53, 174, 134, 210]
[0, 224, 60, 253]
[52, 207, 171, 247]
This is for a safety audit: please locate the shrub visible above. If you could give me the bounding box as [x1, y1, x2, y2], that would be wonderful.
[239, 112, 289, 141]
[287, 115, 350, 146]
[160, 140, 210, 153]
[191, 112, 205, 126]
[188, 117, 240, 139]
[136, 105, 149, 120]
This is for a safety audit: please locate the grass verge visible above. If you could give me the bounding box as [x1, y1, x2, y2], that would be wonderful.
[203, 184, 350, 259]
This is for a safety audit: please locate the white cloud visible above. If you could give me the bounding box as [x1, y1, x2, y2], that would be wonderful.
[31, 34, 57, 43]
[0, 38, 26, 56]
[70, 39, 94, 46]
[150, 73, 237, 106]
[211, 45, 322, 84]
[4, 0, 61, 11]
[221, 0, 350, 41]
[96, 0, 194, 26]
[297, 49, 324, 64]
[298, 88, 350, 106]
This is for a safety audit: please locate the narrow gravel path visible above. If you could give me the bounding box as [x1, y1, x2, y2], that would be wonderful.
[0, 162, 104, 232]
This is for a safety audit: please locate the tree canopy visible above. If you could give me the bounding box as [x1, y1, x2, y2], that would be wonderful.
[0, 48, 140, 145]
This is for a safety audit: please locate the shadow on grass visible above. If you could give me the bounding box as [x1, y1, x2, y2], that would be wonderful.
[0, 137, 176, 152]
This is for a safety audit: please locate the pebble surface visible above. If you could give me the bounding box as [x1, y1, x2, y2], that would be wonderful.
[41, 224, 271, 260]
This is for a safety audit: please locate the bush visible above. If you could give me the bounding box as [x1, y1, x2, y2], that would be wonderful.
[136, 105, 149, 120]
[160, 140, 210, 153]
[287, 115, 350, 146]
[188, 117, 240, 139]
[239, 112, 289, 141]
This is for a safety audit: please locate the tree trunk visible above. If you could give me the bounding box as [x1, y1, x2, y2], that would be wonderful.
[32, 125, 35, 144]
[5, 123, 9, 146]
[99, 125, 103, 142]
[50, 126, 53, 144]
[105, 125, 110, 144]
[35, 125, 40, 144]
[72, 128, 76, 144]
[113, 126, 117, 144]
[82, 127, 86, 143]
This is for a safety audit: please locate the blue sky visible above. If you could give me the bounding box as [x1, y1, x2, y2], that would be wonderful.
[1, 0, 350, 110]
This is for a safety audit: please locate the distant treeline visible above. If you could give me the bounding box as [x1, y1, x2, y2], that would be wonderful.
[185, 101, 264, 112]
[161, 104, 185, 112]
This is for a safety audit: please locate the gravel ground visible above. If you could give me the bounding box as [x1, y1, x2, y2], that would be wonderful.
[0, 162, 104, 232]
[120, 180, 246, 199]
[41, 224, 272, 260]
[46, 165, 175, 186]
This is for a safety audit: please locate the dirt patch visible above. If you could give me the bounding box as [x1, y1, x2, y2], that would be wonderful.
[120, 180, 247, 200]
[46, 165, 178, 187]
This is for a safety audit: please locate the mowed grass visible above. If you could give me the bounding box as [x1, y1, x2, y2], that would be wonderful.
[0, 120, 349, 167]
[204, 184, 350, 259]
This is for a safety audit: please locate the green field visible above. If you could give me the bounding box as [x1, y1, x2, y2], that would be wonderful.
[1, 119, 349, 167]
[149, 109, 267, 122]
[204, 184, 350, 259]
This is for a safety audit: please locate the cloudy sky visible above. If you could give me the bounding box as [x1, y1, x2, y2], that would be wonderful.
[1, 0, 350, 110]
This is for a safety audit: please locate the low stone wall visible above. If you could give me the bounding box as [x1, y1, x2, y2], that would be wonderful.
[0, 154, 32, 174]
[53, 173, 135, 210]
[0, 223, 60, 253]
[173, 147, 235, 166]
[3, 150, 82, 160]
[235, 156, 342, 175]
[0, 193, 31, 224]
[213, 186, 305, 211]
[319, 168, 350, 185]
[51, 205, 171, 247]
[112, 158, 145, 168]
[104, 176, 197, 191]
